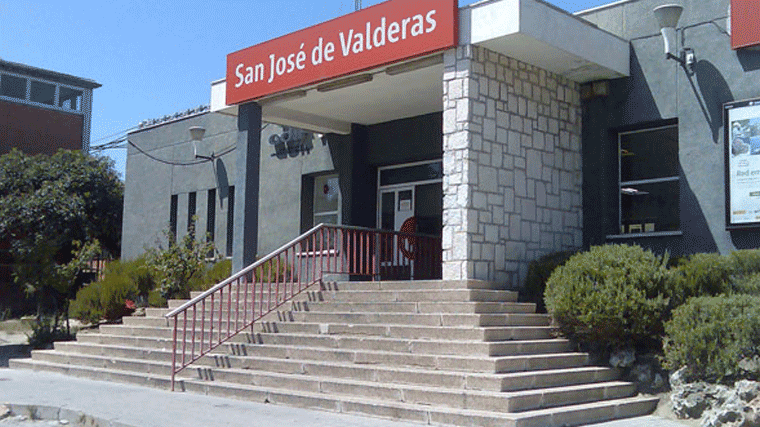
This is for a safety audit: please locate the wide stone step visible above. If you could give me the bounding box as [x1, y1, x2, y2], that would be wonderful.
[123, 315, 554, 341]
[55, 336, 588, 378]
[22, 349, 633, 414]
[467, 366, 623, 392]
[248, 331, 570, 356]
[141, 309, 550, 328]
[289, 301, 537, 314]
[202, 356, 616, 394]
[51, 339, 591, 380]
[188, 280, 511, 296]
[9, 358, 658, 427]
[286, 311, 551, 327]
[98, 321, 557, 347]
[78, 329, 574, 359]
[310, 289, 519, 303]
[198, 366, 635, 413]
[221, 343, 590, 374]
[320, 279, 510, 291]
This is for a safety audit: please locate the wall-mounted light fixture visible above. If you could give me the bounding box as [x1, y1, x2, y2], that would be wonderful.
[258, 90, 308, 105]
[190, 126, 213, 160]
[385, 54, 444, 76]
[654, 4, 695, 70]
[316, 74, 373, 93]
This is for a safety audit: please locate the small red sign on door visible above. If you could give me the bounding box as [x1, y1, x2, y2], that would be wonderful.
[732, 0, 760, 50]
[226, 0, 458, 105]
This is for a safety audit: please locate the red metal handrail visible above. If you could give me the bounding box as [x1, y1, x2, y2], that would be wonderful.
[164, 223, 441, 390]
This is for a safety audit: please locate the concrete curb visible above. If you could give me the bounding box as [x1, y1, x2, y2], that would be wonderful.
[2, 403, 135, 427]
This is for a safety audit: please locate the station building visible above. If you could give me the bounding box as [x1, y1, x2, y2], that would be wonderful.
[122, 0, 760, 287]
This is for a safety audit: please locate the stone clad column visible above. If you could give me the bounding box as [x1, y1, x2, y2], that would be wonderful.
[233, 102, 263, 273]
[442, 45, 583, 286]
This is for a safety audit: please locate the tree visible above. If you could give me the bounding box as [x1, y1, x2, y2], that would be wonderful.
[0, 148, 123, 318]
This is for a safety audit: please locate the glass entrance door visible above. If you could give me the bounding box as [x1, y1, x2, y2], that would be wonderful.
[376, 161, 443, 280]
[380, 186, 415, 235]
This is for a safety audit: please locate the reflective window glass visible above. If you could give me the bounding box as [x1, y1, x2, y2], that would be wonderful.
[59, 86, 83, 111]
[30, 80, 55, 105]
[1, 74, 27, 100]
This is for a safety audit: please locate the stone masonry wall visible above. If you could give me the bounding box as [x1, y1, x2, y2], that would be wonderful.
[441, 45, 583, 286]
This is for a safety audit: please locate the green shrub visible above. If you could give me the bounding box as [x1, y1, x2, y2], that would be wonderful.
[730, 249, 760, 276]
[544, 244, 672, 352]
[146, 229, 217, 300]
[523, 250, 578, 313]
[664, 294, 760, 383]
[69, 259, 145, 323]
[99, 271, 138, 321]
[148, 289, 167, 308]
[68, 283, 103, 324]
[732, 271, 760, 295]
[188, 259, 232, 292]
[669, 253, 734, 307]
[26, 317, 75, 349]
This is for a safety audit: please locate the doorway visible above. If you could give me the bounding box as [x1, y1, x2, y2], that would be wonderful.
[376, 161, 443, 280]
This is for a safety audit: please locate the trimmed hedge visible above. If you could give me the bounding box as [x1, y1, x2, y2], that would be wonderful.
[544, 244, 672, 352]
[669, 252, 733, 307]
[664, 294, 760, 383]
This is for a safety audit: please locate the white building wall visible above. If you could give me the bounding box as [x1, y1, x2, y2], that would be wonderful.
[442, 45, 583, 286]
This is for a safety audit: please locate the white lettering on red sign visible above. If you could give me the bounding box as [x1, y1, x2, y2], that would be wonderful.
[233, 10, 440, 90]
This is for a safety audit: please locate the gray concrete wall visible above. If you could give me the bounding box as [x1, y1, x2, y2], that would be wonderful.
[123, 113, 338, 262]
[579, 0, 760, 254]
[257, 126, 336, 256]
[442, 45, 583, 286]
[122, 112, 239, 260]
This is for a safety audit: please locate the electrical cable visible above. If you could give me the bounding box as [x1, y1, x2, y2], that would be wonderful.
[91, 123, 270, 163]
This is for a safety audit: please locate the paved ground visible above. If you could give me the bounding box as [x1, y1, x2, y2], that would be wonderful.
[0, 367, 692, 427]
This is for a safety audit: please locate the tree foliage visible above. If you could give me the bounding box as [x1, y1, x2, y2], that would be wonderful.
[0, 148, 123, 317]
[0, 149, 123, 257]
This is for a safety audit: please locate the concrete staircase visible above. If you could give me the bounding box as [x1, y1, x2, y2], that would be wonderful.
[11, 279, 658, 427]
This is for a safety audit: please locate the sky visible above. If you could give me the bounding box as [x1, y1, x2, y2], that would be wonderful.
[0, 0, 615, 179]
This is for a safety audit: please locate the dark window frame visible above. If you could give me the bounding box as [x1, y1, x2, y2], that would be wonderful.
[615, 123, 680, 236]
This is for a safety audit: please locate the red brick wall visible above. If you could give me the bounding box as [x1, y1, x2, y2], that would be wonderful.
[0, 100, 83, 155]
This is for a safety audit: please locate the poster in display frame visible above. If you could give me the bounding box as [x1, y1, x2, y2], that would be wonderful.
[725, 97, 760, 230]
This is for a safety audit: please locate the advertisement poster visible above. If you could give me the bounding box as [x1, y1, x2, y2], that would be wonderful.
[726, 99, 760, 228]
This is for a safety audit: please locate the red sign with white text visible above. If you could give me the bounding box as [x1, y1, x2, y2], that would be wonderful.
[226, 0, 458, 105]
[732, 0, 760, 50]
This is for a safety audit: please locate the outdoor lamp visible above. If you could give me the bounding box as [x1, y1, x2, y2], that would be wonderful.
[654, 4, 695, 69]
[190, 126, 212, 160]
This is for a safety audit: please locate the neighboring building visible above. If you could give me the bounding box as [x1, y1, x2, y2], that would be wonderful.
[122, 0, 760, 288]
[0, 59, 100, 312]
[0, 59, 100, 155]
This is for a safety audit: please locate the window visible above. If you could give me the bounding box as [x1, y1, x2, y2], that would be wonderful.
[226, 186, 235, 257]
[0, 74, 27, 100]
[30, 80, 55, 105]
[619, 124, 679, 234]
[207, 189, 216, 244]
[313, 174, 340, 226]
[0, 72, 85, 114]
[187, 192, 197, 236]
[58, 86, 82, 111]
[169, 195, 178, 242]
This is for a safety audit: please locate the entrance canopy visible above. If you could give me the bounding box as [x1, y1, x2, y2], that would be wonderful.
[211, 0, 629, 134]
